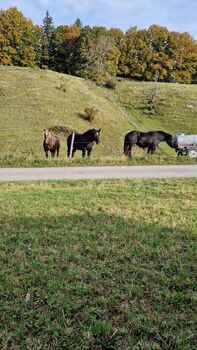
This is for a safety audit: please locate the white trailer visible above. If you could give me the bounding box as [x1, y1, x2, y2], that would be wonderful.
[175, 134, 197, 158]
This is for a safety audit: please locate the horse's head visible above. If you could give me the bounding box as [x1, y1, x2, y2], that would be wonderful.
[43, 129, 51, 144]
[159, 132, 176, 148]
[166, 134, 177, 148]
[92, 128, 101, 144]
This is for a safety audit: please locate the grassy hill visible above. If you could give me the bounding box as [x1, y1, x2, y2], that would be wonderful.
[115, 79, 197, 134]
[0, 66, 197, 166]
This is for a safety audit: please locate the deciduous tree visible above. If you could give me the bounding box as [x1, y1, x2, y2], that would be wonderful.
[0, 7, 37, 67]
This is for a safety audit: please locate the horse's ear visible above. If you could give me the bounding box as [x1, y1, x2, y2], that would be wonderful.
[43, 129, 46, 132]
[99, 128, 101, 132]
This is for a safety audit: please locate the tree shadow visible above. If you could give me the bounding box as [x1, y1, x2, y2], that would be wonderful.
[1, 212, 196, 349]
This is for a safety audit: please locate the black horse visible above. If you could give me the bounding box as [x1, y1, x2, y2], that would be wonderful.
[67, 128, 101, 158]
[124, 130, 174, 158]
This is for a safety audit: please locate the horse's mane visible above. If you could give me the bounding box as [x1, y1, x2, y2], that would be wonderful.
[82, 129, 94, 136]
[138, 130, 173, 140]
[157, 130, 171, 136]
[157, 130, 173, 139]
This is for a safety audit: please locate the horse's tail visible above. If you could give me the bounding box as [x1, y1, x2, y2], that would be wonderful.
[124, 131, 138, 156]
[67, 134, 71, 146]
[67, 134, 71, 157]
[124, 134, 130, 156]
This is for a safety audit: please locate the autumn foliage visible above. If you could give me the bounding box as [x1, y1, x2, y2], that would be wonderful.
[1, 7, 197, 83]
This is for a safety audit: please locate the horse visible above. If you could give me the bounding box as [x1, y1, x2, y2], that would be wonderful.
[67, 128, 101, 158]
[43, 129, 60, 158]
[124, 130, 174, 158]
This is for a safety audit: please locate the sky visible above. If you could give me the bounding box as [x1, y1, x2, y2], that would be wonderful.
[1, 0, 197, 39]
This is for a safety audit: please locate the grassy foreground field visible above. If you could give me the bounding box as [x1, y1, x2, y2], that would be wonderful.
[0, 66, 197, 166]
[1, 179, 196, 349]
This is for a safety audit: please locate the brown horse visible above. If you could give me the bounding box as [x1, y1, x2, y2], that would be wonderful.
[43, 129, 60, 158]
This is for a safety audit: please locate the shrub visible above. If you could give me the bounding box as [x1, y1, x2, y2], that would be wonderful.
[105, 77, 116, 89]
[145, 73, 159, 115]
[83, 107, 99, 123]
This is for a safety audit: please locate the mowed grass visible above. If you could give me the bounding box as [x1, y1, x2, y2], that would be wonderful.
[0, 179, 196, 349]
[0, 66, 197, 166]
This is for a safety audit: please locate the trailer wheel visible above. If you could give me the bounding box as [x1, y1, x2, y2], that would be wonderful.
[187, 148, 197, 158]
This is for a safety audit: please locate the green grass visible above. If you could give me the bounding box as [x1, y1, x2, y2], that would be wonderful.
[115, 79, 197, 134]
[115, 79, 197, 157]
[0, 179, 196, 349]
[0, 66, 131, 164]
[0, 67, 197, 166]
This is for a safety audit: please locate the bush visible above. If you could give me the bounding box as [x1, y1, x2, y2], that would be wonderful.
[105, 77, 116, 89]
[83, 107, 99, 123]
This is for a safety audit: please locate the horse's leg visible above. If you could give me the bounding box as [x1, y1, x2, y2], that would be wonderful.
[72, 148, 76, 158]
[147, 144, 157, 155]
[67, 144, 75, 158]
[45, 150, 48, 158]
[87, 148, 92, 157]
[67, 146, 70, 158]
[128, 144, 133, 158]
[82, 149, 86, 158]
[86, 144, 92, 157]
[56, 147, 60, 157]
[51, 150, 55, 158]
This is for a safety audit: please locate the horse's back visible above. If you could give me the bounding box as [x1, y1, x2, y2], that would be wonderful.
[124, 130, 139, 142]
[67, 132, 80, 145]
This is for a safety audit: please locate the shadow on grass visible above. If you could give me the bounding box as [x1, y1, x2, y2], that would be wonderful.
[1, 212, 196, 350]
[76, 112, 93, 124]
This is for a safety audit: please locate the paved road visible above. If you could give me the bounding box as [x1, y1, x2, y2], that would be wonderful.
[0, 165, 197, 182]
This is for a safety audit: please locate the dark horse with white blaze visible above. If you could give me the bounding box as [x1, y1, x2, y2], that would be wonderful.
[67, 128, 101, 158]
[124, 130, 174, 158]
[43, 129, 60, 158]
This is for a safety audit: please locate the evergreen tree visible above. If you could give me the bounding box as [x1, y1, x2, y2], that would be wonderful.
[74, 18, 83, 28]
[41, 10, 55, 68]
[74, 26, 94, 76]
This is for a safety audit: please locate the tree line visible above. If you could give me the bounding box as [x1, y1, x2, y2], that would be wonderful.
[1, 7, 197, 84]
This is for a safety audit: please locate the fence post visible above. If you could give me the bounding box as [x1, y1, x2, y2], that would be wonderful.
[69, 132, 75, 158]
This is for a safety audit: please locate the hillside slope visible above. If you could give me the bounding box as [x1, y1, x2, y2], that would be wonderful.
[0, 67, 132, 161]
[0, 67, 196, 165]
[115, 79, 197, 157]
[115, 79, 197, 135]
